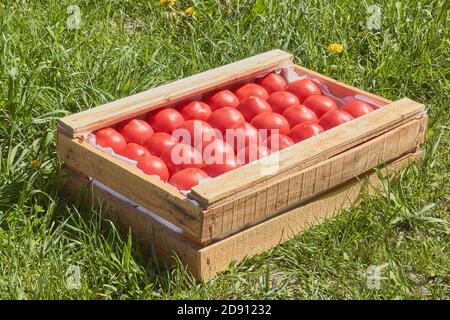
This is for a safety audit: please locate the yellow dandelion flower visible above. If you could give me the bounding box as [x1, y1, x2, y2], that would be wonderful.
[184, 6, 197, 17]
[328, 42, 343, 54]
[31, 159, 41, 169]
[160, 0, 175, 7]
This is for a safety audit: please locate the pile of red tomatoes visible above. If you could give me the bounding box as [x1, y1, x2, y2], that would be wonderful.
[94, 73, 375, 191]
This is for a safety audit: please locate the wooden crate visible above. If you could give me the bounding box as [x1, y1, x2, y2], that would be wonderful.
[56, 50, 427, 280]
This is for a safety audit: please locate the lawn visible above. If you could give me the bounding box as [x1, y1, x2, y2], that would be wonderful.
[0, 0, 448, 299]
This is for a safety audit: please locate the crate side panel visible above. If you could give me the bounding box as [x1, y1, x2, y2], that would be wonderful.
[200, 116, 427, 242]
[198, 152, 421, 281]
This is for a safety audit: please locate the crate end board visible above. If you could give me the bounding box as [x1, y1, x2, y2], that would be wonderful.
[57, 49, 293, 138]
[58, 168, 204, 270]
[60, 151, 421, 281]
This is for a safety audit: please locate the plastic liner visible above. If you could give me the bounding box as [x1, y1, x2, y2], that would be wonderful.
[85, 132, 138, 167]
[256, 65, 384, 109]
[92, 178, 183, 234]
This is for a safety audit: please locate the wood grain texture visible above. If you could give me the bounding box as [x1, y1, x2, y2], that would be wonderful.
[190, 98, 426, 206]
[60, 152, 421, 281]
[58, 49, 293, 138]
[56, 132, 203, 240]
[198, 116, 427, 242]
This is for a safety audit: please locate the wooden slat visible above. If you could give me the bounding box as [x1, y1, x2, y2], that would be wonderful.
[56, 132, 203, 240]
[190, 98, 426, 207]
[58, 49, 293, 138]
[198, 116, 427, 242]
[60, 152, 421, 281]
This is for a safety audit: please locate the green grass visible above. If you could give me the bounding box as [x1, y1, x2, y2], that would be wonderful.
[0, 0, 449, 299]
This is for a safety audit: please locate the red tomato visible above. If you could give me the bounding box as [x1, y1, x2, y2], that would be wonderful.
[267, 91, 300, 114]
[161, 143, 203, 174]
[341, 100, 374, 118]
[169, 168, 209, 191]
[203, 156, 240, 178]
[119, 143, 151, 161]
[226, 122, 262, 153]
[287, 79, 321, 103]
[146, 107, 168, 119]
[263, 133, 294, 152]
[237, 144, 271, 165]
[179, 101, 212, 121]
[289, 121, 324, 143]
[208, 107, 245, 136]
[255, 73, 287, 93]
[282, 105, 318, 127]
[319, 109, 354, 130]
[236, 96, 272, 122]
[94, 128, 127, 153]
[136, 154, 170, 182]
[234, 83, 269, 101]
[203, 90, 239, 111]
[144, 132, 178, 157]
[202, 139, 235, 162]
[202, 140, 239, 177]
[174, 120, 217, 148]
[303, 95, 338, 118]
[250, 112, 291, 136]
[147, 108, 184, 134]
[117, 119, 154, 145]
